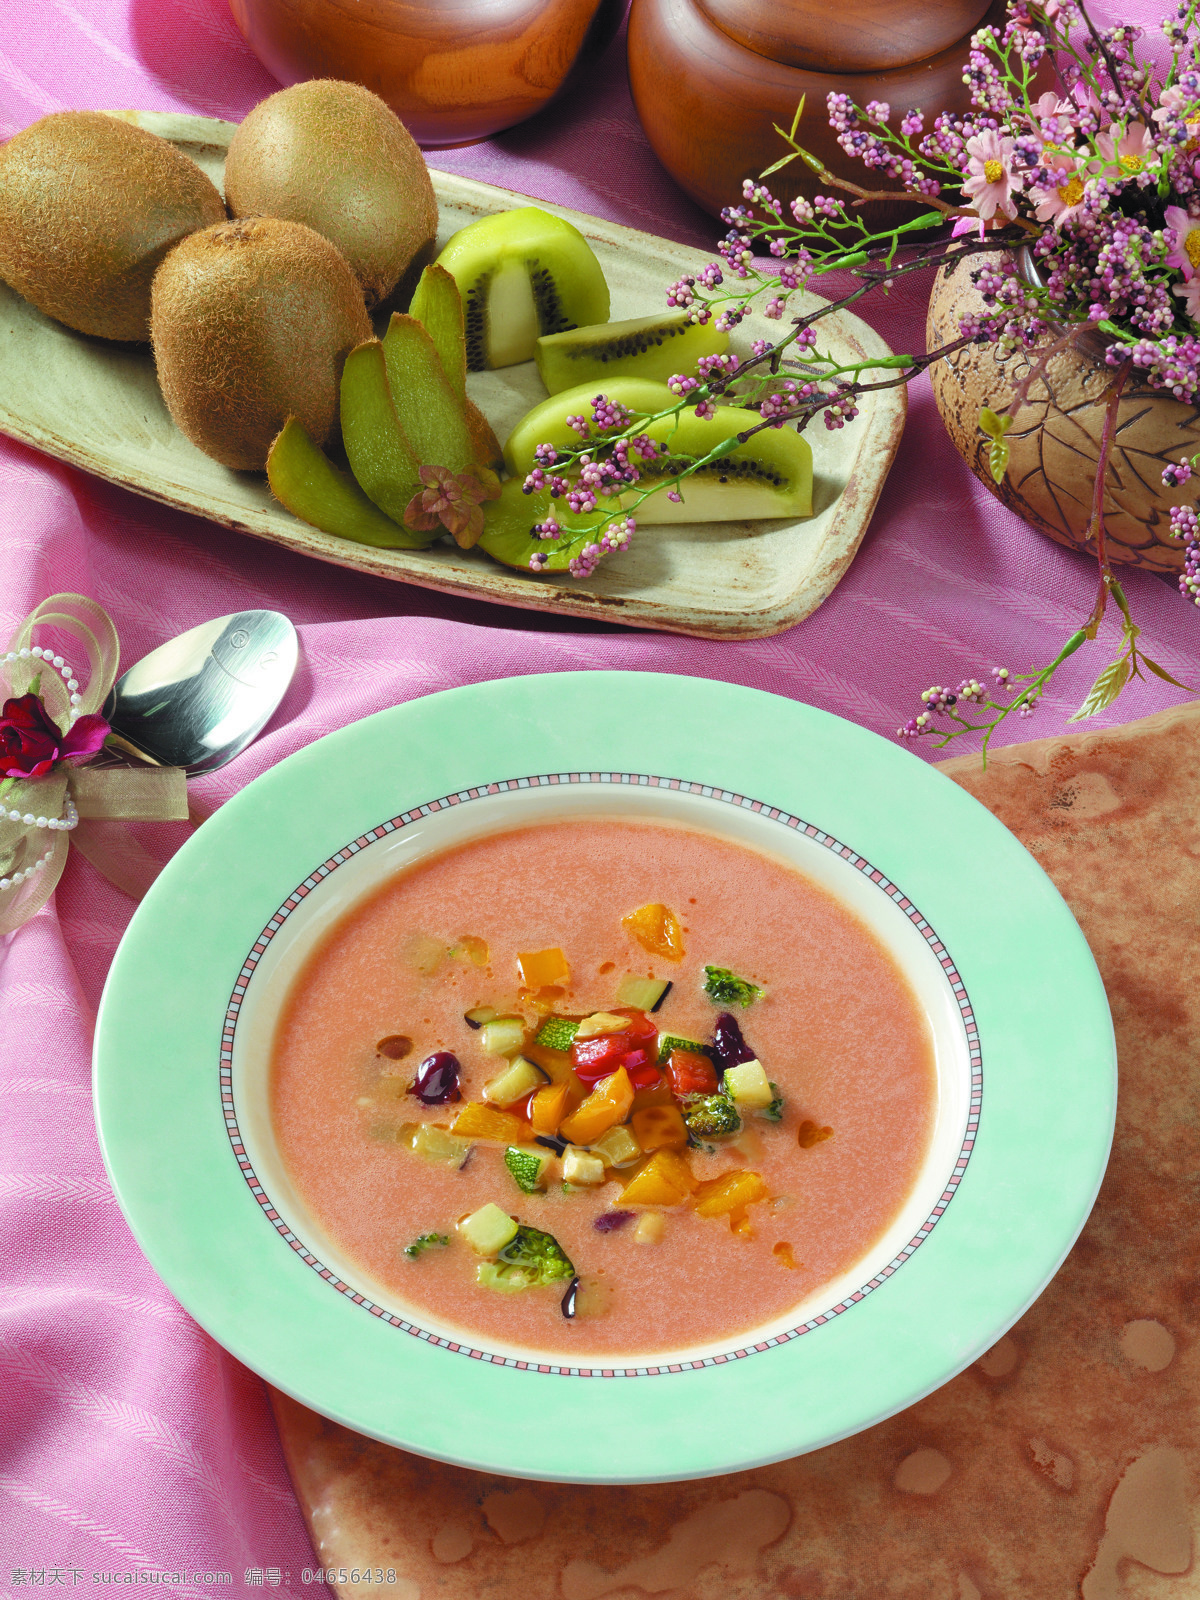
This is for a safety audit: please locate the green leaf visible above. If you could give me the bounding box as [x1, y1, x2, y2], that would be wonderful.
[789, 95, 806, 141]
[1140, 653, 1194, 691]
[1069, 655, 1132, 721]
[758, 150, 801, 179]
[978, 407, 1013, 440]
[988, 436, 1010, 484]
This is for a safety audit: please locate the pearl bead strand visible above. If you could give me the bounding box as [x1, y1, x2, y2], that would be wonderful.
[1, 645, 85, 891]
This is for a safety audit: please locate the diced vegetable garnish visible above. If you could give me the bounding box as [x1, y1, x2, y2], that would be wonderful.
[558, 1065, 635, 1145]
[562, 1147, 605, 1185]
[665, 1048, 719, 1099]
[594, 1210, 634, 1232]
[619, 1148, 696, 1206]
[614, 974, 672, 1011]
[480, 1016, 527, 1057]
[589, 1124, 642, 1168]
[762, 1083, 785, 1121]
[710, 1011, 756, 1075]
[498, 1223, 575, 1283]
[449, 935, 489, 966]
[529, 1081, 571, 1135]
[631, 1104, 689, 1152]
[692, 1169, 768, 1219]
[464, 1006, 498, 1029]
[517, 947, 570, 987]
[681, 1091, 742, 1139]
[575, 1010, 632, 1040]
[376, 1034, 413, 1060]
[722, 1059, 774, 1110]
[633, 1213, 666, 1244]
[459, 1202, 520, 1255]
[702, 965, 763, 1007]
[798, 1120, 834, 1148]
[404, 1232, 449, 1258]
[535, 1016, 580, 1051]
[407, 1050, 463, 1105]
[476, 1261, 535, 1292]
[656, 1033, 708, 1065]
[451, 1102, 527, 1143]
[403, 932, 446, 975]
[622, 903, 685, 961]
[622, 1051, 663, 1092]
[483, 1054, 546, 1107]
[773, 1241, 800, 1269]
[504, 1144, 555, 1193]
[571, 1031, 631, 1085]
[560, 1275, 579, 1317]
[410, 1124, 473, 1166]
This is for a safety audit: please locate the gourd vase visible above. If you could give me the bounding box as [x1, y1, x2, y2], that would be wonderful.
[228, 0, 624, 146]
[926, 251, 1200, 573]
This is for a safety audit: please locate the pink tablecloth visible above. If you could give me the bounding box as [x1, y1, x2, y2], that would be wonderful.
[1, 0, 1195, 1587]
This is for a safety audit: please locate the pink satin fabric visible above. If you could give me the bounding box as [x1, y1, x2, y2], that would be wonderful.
[1, 0, 1196, 1585]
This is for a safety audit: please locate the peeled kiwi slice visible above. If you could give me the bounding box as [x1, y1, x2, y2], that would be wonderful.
[267, 418, 427, 548]
[477, 478, 608, 573]
[434, 207, 609, 370]
[504, 378, 813, 522]
[535, 311, 729, 394]
[408, 263, 503, 470]
[340, 340, 429, 533]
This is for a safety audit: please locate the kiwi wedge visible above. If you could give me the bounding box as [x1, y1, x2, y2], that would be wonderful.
[267, 418, 426, 548]
[407, 263, 503, 470]
[380, 313, 477, 476]
[477, 478, 609, 573]
[434, 207, 609, 370]
[504, 378, 813, 522]
[340, 340, 428, 533]
[224, 80, 437, 309]
[151, 217, 371, 471]
[535, 311, 729, 394]
[0, 111, 225, 342]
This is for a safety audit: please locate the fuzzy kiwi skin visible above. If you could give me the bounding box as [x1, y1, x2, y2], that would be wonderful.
[223, 80, 437, 310]
[0, 111, 226, 342]
[151, 217, 371, 472]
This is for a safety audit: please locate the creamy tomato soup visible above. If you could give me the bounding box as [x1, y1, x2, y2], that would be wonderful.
[271, 818, 935, 1356]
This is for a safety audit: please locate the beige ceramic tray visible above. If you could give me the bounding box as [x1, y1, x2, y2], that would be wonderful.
[0, 111, 906, 639]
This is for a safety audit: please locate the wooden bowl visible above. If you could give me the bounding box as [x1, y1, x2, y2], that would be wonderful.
[927, 253, 1200, 572]
[227, 0, 624, 146]
[627, 0, 1008, 222]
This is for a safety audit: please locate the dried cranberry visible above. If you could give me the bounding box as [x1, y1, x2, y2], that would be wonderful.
[594, 1211, 634, 1233]
[407, 1050, 462, 1105]
[711, 1012, 756, 1078]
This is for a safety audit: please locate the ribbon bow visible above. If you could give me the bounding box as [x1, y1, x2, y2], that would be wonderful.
[0, 595, 190, 935]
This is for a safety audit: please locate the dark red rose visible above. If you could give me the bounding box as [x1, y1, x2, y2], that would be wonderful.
[0, 694, 110, 779]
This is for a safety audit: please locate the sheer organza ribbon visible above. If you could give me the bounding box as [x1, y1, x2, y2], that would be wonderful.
[0, 595, 190, 935]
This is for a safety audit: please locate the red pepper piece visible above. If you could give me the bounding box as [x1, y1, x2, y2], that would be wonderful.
[624, 1051, 663, 1091]
[666, 1048, 718, 1098]
[613, 1008, 658, 1046]
[571, 1032, 630, 1085]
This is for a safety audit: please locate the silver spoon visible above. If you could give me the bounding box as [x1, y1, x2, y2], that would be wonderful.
[102, 610, 299, 775]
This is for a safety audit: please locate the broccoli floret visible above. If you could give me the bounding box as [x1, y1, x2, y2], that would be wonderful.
[703, 966, 763, 1008]
[497, 1224, 575, 1285]
[762, 1083, 785, 1122]
[681, 1092, 742, 1139]
[403, 1232, 450, 1259]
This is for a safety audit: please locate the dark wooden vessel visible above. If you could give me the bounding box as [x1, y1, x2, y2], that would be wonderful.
[228, 0, 624, 146]
[627, 0, 1008, 221]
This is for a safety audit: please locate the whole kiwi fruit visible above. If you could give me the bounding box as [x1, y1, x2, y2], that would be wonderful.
[223, 80, 437, 309]
[0, 111, 226, 342]
[151, 216, 371, 471]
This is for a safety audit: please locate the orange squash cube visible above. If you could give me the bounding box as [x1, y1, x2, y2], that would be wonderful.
[450, 1102, 527, 1144]
[691, 1171, 764, 1216]
[558, 1066, 635, 1146]
[516, 947, 570, 987]
[621, 903, 685, 961]
[692, 1169, 768, 1219]
[631, 1103, 689, 1153]
[619, 1148, 697, 1206]
[529, 1082, 570, 1136]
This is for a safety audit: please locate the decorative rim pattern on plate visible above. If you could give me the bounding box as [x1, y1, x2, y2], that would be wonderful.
[221, 770, 982, 1379]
